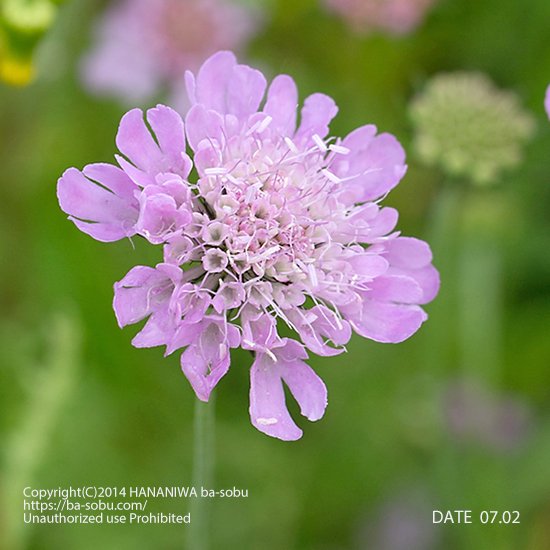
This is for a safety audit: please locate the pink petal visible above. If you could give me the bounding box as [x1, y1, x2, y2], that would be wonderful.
[241, 311, 281, 352]
[295, 93, 338, 143]
[181, 345, 230, 402]
[69, 219, 133, 242]
[194, 50, 237, 112]
[249, 351, 303, 441]
[367, 207, 399, 240]
[184, 70, 196, 104]
[226, 64, 267, 119]
[82, 163, 137, 199]
[292, 306, 352, 357]
[388, 264, 440, 304]
[264, 74, 298, 135]
[347, 253, 389, 279]
[385, 237, 433, 269]
[180, 319, 240, 401]
[333, 126, 407, 203]
[116, 106, 190, 178]
[115, 154, 155, 187]
[57, 166, 138, 242]
[279, 341, 327, 422]
[350, 301, 427, 343]
[146, 105, 192, 177]
[366, 274, 423, 304]
[113, 266, 166, 327]
[132, 306, 176, 348]
[116, 108, 164, 173]
[185, 104, 225, 151]
[249, 339, 327, 440]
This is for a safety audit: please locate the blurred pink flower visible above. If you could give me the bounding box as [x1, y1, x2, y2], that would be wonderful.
[545, 85, 550, 119]
[356, 487, 439, 550]
[444, 380, 532, 451]
[325, 0, 437, 35]
[58, 51, 439, 440]
[81, 0, 259, 106]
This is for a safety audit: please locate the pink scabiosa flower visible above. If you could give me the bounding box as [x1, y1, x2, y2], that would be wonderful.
[81, 0, 259, 107]
[324, 0, 437, 35]
[58, 51, 439, 441]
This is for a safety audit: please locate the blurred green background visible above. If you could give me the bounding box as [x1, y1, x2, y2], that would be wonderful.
[1, 0, 550, 549]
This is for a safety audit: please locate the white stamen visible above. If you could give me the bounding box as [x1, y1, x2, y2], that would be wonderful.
[256, 115, 273, 133]
[204, 167, 227, 176]
[308, 264, 318, 287]
[284, 137, 299, 154]
[321, 169, 341, 183]
[245, 120, 261, 136]
[261, 245, 281, 258]
[328, 144, 350, 155]
[312, 134, 328, 152]
[244, 190, 254, 205]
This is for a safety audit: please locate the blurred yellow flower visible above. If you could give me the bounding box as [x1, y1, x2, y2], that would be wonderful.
[0, 0, 65, 86]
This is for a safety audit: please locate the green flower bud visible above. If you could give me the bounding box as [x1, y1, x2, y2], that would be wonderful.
[410, 72, 535, 185]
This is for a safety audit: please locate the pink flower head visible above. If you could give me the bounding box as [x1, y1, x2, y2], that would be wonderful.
[545, 85, 550, 119]
[81, 0, 259, 106]
[324, 0, 437, 35]
[58, 51, 439, 441]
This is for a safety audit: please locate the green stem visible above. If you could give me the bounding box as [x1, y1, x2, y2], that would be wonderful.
[422, 183, 463, 375]
[188, 395, 215, 550]
[458, 193, 503, 385]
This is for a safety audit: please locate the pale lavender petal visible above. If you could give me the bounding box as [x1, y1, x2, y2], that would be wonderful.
[295, 93, 338, 143]
[136, 190, 192, 244]
[184, 70, 196, 104]
[113, 266, 168, 327]
[366, 275, 423, 304]
[226, 64, 267, 119]
[193, 50, 237, 112]
[185, 104, 225, 151]
[412, 264, 440, 304]
[367, 207, 399, 240]
[333, 126, 407, 203]
[181, 346, 230, 402]
[115, 154, 156, 187]
[264, 74, 298, 135]
[388, 264, 440, 304]
[57, 166, 139, 242]
[241, 311, 281, 352]
[347, 253, 389, 278]
[179, 319, 240, 400]
[167, 320, 206, 355]
[279, 341, 327, 422]
[350, 301, 427, 343]
[116, 106, 190, 179]
[249, 351, 303, 441]
[146, 105, 192, 177]
[385, 237, 433, 269]
[116, 108, 165, 173]
[132, 306, 177, 348]
[82, 163, 138, 199]
[69, 219, 134, 242]
[292, 306, 352, 356]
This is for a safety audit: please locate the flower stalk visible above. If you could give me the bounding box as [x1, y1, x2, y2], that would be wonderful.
[188, 395, 216, 550]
